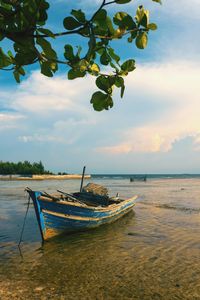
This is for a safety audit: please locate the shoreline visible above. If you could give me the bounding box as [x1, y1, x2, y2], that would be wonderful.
[0, 174, 91, 181]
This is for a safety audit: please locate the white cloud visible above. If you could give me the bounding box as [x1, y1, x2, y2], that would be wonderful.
[124, 0, 200, 20]
[0, 113, 24, 122]
[1, 61, 200, 155]
[18, 134, 65, 143]
[97, 61, 200, 154]
[0, 58, 200, 174]
[193, 134, 200, 151]
[0, 72, 105, 149]
[18, 117, 98, 145]
[0, 113, 25, 130]
[161, 0, 200, 19]
[12, 72, 95, 115]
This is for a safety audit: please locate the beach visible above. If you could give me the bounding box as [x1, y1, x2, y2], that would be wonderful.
[0, 174, 91, 181]
[0, 176, 200, 299]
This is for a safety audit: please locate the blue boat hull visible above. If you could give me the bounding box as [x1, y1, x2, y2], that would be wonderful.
[27, 190, 137, 240]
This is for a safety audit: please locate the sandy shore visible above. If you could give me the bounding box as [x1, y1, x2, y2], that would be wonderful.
[0, 174, 91, 181]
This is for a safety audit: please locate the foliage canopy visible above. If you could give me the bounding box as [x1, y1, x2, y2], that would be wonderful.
[0, 0, 161, 111]
[0, 160, 50, 175]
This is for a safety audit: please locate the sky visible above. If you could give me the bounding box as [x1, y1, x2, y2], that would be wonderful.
[0, 0, 200, 174]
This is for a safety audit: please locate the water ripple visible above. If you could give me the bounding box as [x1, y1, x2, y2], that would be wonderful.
[0, 178, 200, 299]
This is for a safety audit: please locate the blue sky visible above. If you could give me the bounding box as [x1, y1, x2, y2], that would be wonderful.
[0, 0, 200, 174]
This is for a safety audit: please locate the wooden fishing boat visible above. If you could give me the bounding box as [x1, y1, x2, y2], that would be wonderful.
[25, 183, 137, 241]
[130, 175, 147, 182]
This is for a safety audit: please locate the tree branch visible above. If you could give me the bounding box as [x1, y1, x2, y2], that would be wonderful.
[0, 67, 14, 71]
[104, 1, 116, 6]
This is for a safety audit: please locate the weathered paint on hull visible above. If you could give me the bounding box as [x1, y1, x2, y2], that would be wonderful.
[28, 190, 137, 240]
[43, 206, 134, 239]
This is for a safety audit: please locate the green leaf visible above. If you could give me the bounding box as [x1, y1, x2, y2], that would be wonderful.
[76, 46, 82, 57]
[63, 16, 82, 30]
[108, 48, 120, 64]
[136, 5, 143, 22]
[90, 63, 100, 75]
[94, 15, 114, 35]
[115, 76, 124, 88]
[93, 9, 107, 22]
[96, 76, 112, 94]
[135, 32, 148, 49]
[114, 76, 125, 97]
[136, 6, 150, 27]
[0, 32, 5, 41]
[79, 27, 90, 36]
[64, 44, 75, 60]
[116, 0, 132, 3]
[71, 9, 86, 23]
[152, 0, 162, 4]
[36, 37, 57, 59]
[0, 48, 12, 68]
[39, 1, 50, 10]
[113, 12, 128, 26]
[40, 61, 53, 77]
[128, 30, 138, 43]
[113, 12, 136, 30]
[148, 23, 157, 30]
[128, 36, 132, 43]
[100, 50, 110, 65]
[37, 9, 48, 23]
[122, 15, 137, 30]
[68, 68, 86, 80]
[37, 28, 55, 38]
[120, 84, 125, 97]
[121, 59, 135, 72]
[78, 59, 89, 72]
[50, 62, 58, 72]
[13, 70, 20, 83]
[12, 66, 26, 83]
[15, 50, 37, 66]
[106, 16, 115, 35]
[18, 67, 25, 76]
[90, 91, 113, 111]
[140, 10, 149, 27]
[7, 50, 14, 59]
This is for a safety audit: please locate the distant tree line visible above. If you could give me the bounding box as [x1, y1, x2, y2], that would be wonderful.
[0, 160, 52, 175]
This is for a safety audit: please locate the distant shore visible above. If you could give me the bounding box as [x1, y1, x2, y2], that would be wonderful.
[0, 174, 91, 181]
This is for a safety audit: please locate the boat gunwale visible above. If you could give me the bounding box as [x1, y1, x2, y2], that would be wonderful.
[37, 194, 138, 212]
[42, 200, 135, 221]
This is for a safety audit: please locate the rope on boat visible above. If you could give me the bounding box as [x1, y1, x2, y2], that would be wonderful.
[18, 193, 31, 247]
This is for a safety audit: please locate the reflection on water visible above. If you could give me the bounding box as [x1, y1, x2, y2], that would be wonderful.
[0, 178, 200, 299]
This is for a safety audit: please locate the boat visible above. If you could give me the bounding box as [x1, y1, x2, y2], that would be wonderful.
[130, 175, 147, 182]
[25, 183, 137, 241]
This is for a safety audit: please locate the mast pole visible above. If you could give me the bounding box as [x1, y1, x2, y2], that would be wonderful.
[80, 166, 86, 192]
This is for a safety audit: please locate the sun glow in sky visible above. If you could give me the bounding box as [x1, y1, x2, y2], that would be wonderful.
[0, 0, 200, 174]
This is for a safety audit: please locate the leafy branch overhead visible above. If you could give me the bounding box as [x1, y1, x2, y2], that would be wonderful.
[0, 0, 161, 111]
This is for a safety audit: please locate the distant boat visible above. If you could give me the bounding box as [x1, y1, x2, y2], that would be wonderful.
[26, 183, 137, 241]
[130, 175, 147, 182]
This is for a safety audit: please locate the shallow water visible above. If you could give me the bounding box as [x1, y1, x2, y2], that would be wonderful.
[0, 177, 200, 299]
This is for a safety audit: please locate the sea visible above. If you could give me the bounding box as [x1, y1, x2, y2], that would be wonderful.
[0, 174, 200, 300]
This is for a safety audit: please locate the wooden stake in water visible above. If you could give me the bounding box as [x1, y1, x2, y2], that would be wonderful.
[80, 166, 86, 192]
[18, 194, 31, 247]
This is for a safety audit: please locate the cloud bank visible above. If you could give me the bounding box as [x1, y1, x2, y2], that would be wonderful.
[1, 61, 200, 158]
[0, 0, 200, 172]
[98, 61, 200, 154]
